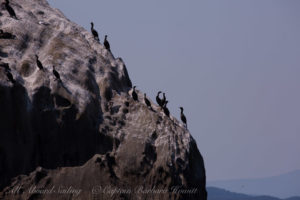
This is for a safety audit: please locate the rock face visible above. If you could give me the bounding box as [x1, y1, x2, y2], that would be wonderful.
[0, 0, 207, 199]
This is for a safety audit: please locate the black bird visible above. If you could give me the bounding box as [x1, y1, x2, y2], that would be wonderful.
[132, 86, 138, 101]
[90, 22, 99, 42]
[35, 55, 44, 70]
[0, 29, 15, 39]
[0, 61, 10, 71]
[4, 0, 17, 19]
[163, 101, 170, 117]
[104, 35, 111, 52]
[156, 91, 162, 107]
[52, 66, 60, 80]
[179, 107, 187, 128]
[144, 93, 152, 109]
[161, 93, 166, 107]
[6, 71, 15, 84]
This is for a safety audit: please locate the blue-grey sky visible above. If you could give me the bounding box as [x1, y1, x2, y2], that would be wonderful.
[48, 0, 300, 181]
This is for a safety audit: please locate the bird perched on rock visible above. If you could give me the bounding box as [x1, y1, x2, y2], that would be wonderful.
[144, 93, 152, 109]
[4, 0, 17, 19]
[6, 70, 15, 84]
[132, 86, 138, 101]
[156, 91, 162, 107]
[163, 101, 170, 117]
[90, 22, 99, 42]
[161, 93, 166, 107]
[179, 107, 187, 128]
[35, 55, 44, 70]
[0, 29, 15, 39]
[52, 66, 61, 81]
[104, 35, 111, 52]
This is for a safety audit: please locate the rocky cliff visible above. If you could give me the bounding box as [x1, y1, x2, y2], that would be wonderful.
[0, 0, 207, 199]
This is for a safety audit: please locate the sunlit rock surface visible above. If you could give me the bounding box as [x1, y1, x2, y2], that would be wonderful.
[0, 0, 207, 199]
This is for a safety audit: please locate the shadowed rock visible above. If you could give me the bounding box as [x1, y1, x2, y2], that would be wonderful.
[0, 0, 207, 199]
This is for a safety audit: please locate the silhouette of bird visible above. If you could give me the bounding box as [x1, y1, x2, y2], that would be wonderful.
[52, 66, 60, 80]
[161, 93, 166, 107]
[4, 0, 17, 19]
[144, 93, 152, 109]
[156, 91, 162, 107]
[163, 101, 170, 117]
[35, 55, 44, 70]
[179, 107, 187, 128]
[90, 22, 99, 42]
[0, 29, 15, 39]
[104, 35, 111, 52]
[6, 71, 15, 84]
[132, 86, 138, 101]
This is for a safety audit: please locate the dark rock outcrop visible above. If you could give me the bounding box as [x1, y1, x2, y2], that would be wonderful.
[0, 0, 207, 199]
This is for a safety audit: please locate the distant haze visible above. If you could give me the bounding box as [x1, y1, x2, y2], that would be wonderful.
[207, 170, 300, 198]
[48, 0, 300, 181]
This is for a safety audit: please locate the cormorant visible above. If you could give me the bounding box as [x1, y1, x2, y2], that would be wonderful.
[4, 0, 17, 19]
[35, 55, 44, 70]
[132, 86, 138, 101]
[52, 66, 60, 80]
[6, 71, 15, 83]
[163, 101, 170, 117]
[90, 22, 99, 42]
[0, 29, 15, 39]
[156, 91, 162, 107]
[144, 93, 152, 109]
[104, 35, 111, 52]
[179, 107, 187, 128]
[161, 93, 166, 107]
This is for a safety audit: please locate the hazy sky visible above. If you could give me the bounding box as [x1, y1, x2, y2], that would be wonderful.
[47, 0, 300, 181]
